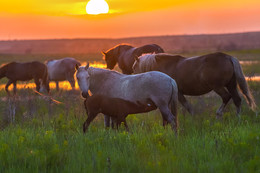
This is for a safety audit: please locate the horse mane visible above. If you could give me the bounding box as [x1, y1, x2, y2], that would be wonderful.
[88, 67, 123, 76]
[105, 43, 134, 54]
[137, 53, 158, 72]
[45, 59, 55, 64]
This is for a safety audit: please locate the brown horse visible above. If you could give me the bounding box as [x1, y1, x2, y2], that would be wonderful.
[0, 61, 50, 95]
[102, 44, 164, 74]
[132, 52, 256, 117]
[83, 94, 156, 132]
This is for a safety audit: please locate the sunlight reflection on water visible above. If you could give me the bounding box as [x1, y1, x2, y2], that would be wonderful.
[0, 62, 107, 91]
[239, 60, 259, 65]
[0, 62, 259, 91]
[0, 81, 79, 91]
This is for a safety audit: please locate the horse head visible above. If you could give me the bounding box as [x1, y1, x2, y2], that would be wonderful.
[76, 63, 90, 98]
[102, 48, 118, 70]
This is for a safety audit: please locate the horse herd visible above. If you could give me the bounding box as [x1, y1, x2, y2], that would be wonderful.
[0, 43, 257, 133]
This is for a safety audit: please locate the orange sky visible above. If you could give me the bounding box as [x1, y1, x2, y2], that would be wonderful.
[1, 0, 260, 40]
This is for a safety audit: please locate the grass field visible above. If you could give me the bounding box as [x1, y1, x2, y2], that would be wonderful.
[0, 49, 259, 172]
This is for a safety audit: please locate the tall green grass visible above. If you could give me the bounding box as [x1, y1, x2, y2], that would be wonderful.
[0, 82, 259, 172]
[0, 51, 259, 172]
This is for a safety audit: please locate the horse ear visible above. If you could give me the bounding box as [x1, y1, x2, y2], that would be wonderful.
[101, 51, 106, 55]
[85, 62, 89, 70]
[75, 64, 79, 70]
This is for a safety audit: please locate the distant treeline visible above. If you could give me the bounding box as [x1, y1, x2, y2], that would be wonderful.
[0, 32, 260, 54]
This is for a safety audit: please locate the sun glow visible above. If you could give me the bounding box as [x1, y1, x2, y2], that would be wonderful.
[86, 0, 109, 15]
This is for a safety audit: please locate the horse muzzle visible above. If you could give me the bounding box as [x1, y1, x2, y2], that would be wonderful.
[81, 92, 89, 98]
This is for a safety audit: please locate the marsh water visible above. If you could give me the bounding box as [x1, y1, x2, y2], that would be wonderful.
[0, 61, 259, 92]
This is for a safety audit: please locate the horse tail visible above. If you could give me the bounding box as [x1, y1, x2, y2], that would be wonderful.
[230, 57, 257, 111]
[42, 65, 50, 92]
[72, 60, 81, 70]
[169, 79, 178, 129]
[76, 60, 81, 67]
[0, 63, 9, 79]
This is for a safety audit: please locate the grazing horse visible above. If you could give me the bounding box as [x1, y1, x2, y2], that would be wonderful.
[132, 52, 256, 117]
[76, 63, 178, 133]
[46, 57, 81, 91]
[102, 44, 164, 74]
[83, 94, 156, 132]
[0, 61, 50, 95]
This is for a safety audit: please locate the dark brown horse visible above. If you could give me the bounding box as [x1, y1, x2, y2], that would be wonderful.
[83, 94, 156, 132]
[0, 61, 50, 95]
[102, 44, 164, 74]
[132, 52, 256, 117]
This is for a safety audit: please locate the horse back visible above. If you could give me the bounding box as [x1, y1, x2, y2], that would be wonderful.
[176, 52, 234, 95]
[134, 44, 164, 56]
[4, 61, 46, 81]
[47, 58, 79, 80]
[154, 54, 185, 77]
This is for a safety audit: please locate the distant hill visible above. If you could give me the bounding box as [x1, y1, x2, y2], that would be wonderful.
[0, 32, 260, 54]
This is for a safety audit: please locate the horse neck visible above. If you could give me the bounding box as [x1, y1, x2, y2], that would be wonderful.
[130, 104, 145, 114]
[118, 46, 136, 73]
[88, 68, 120, 93]
[139, 55, 157, 72]
[157, 55, 185, 77]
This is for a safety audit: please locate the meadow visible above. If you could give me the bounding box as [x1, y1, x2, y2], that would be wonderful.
[0, 49, 259, 172]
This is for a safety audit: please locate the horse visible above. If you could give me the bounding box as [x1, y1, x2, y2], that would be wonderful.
[102, 44, 164, 74]
[0, 61, 50, 95]
[83, 94, 156, 132]
[132, 52, 257, 118]
[76, 63, 178, 133]
[46, 57, 81, 91]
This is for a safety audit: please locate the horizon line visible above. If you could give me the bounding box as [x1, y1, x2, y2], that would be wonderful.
[1, 30, 260, 42]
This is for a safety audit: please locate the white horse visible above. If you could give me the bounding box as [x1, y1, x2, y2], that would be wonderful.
[76, 63, 179, 133]
[46, 57, 81, 91]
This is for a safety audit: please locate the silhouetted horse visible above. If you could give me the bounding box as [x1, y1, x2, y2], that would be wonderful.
[0, 61, 50, 95]
[132, 52, 256, 117]
[83, 94, 156, 132]
[46, 57, 81, 91]
[102, 44, 164, 74]
[76, 63, 178, 133]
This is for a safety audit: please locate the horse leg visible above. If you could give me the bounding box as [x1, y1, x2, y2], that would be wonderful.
[83, 112, 98, 133]
[13, 81, 17, 95]
[5, 80, 13, 96]
[67, 74, 75, 90]
[123, 118, 129, 131]
[178, 93, 194, 115]
[104, 115, 111, 128]
[119, 115, 129, 131]
[227, 85, 242, 117]
[162, 117, 168, 127]
[114, 118, 120, 130]
[111, 117, 116, 129]
[214, 88, 232, 118]
[55, 81, 59, 91]
[158, 104, 177, 134]
[34, 78, 41, 92]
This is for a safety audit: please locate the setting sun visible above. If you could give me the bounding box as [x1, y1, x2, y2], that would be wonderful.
[86, 0, 109, 15]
